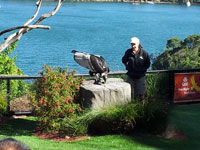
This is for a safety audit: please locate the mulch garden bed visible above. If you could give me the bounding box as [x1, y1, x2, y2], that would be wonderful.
[33, 130, 90, 142]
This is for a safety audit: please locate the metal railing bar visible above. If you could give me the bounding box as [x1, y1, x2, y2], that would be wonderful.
[0, 68, 200, 80]
[0, 75, 41, 80]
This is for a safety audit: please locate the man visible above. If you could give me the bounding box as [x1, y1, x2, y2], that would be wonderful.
[122, 37, 150, 100]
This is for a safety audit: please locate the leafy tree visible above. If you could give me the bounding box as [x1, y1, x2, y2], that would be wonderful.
[0, 42, 28, 99]
[166, 37, 182, 50]
[152, 34, 200, 70]
[183, 34, 200, 48]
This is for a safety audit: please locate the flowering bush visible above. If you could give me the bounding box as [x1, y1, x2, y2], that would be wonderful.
[31, 65, 83, 132]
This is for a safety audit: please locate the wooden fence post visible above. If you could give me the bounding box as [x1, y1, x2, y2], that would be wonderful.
[7, 79, 10, 101]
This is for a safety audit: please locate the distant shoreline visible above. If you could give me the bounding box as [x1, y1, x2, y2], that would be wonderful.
[60, 0, 200, 5]
[42, 0, 200, 5]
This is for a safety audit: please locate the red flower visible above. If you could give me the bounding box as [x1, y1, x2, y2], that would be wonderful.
[76, 85, 80, 90]
[68, 109, 72, 113]
[39, 99, 43, 104]
[44, 90, 48, 94]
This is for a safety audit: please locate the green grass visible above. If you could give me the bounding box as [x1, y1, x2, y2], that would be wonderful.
[1, 103, 200, 150]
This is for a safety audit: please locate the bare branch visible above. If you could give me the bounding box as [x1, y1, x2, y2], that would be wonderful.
[0, 25, 50, 36]
[20, 0, 63, 35]
[5, 0, 42, 43]
[0, 0, 62, 53]
[34, 0, 63, 25]
[24, 0, 42, 26]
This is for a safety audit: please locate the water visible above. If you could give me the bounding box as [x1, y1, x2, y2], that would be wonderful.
[1, 0, 200, 75]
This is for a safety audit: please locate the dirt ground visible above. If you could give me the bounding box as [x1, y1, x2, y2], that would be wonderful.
[33, 130, 90, 142]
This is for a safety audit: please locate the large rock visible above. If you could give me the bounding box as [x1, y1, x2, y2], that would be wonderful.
[79, 78, 131, 110]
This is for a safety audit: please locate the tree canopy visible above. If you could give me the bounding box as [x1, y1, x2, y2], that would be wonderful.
[152, 34, 200, 70]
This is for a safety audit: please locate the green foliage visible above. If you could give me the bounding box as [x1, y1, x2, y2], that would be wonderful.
[0, 43, 18, 74]
[152, 34, 200, 70]
[59, 113, 88, 137]
[135, 99, 169, 134]
[0, 42, 28, 99]
[183, 34, 200, 48]
[1, 104, 200, 150]
[145, 73, 172, 99]
[63, 103, 140, 136]
[166, 37, 182, 50]
[88, 104, 139, 134]
[31, 65, 83, 132]
[58, 74, 171, 136]
[0, 92, 8, 117]
[61, 99, 169, 136]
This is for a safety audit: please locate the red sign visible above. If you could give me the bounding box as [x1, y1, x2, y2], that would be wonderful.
[174, 73, 200, 103]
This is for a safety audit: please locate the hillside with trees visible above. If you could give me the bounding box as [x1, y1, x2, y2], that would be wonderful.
[152, 34, 200, 70]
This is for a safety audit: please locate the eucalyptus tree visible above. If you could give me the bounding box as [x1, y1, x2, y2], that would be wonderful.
[0, 0, 63, 53]
[0, 0, 63, 99]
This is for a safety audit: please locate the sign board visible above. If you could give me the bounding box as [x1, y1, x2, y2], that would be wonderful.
[174, 73, 200, 103]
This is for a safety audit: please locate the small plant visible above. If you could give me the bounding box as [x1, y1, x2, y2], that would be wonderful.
[59, 113, 89, 137]
[145, 73, 172, 99]
[135, 98, 169, 134]
[31, 65, 83, 132]
[87, 103, 139, 135]
[0, 92, 8, 117]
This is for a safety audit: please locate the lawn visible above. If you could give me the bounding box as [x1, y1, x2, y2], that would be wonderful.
[1, 103, 200, 150]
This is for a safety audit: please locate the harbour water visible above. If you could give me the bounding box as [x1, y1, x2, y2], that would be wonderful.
[1, 0, 200, 75]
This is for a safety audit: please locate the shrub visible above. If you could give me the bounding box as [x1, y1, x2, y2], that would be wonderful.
[135, 99, 169, 134]
[0, 42, 28, 99]
[59, 113, 89, 137]
[145, 73, 173, 100]
[31, 65, 83, 132]
[70, 99, 170, 136]
[60, 103, 139, 136]
[87, 103, 139, 135]
[0, 93, 8, 117]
